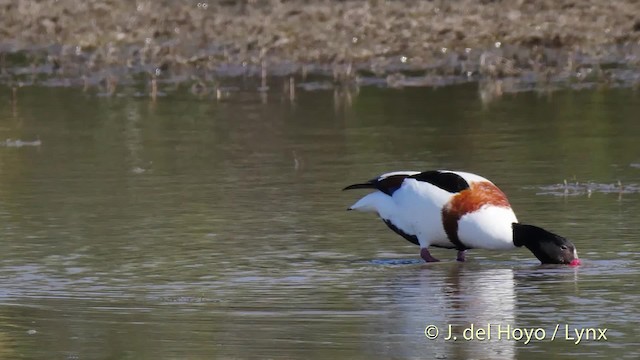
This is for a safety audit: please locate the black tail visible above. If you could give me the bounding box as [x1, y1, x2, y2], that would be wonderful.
[343, 174, 410, 196]
[342, 182, 376, 191]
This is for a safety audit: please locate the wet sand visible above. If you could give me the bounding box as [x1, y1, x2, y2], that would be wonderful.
[1, 0, 640, 92]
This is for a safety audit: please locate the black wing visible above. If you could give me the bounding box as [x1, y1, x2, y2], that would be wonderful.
[409, 171, 470, 193]
[343, 173, 413, 196]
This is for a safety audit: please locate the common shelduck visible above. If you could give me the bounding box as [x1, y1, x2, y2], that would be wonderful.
[344, 170, 581, 265]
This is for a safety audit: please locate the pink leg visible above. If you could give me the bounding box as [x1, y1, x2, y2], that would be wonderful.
[456, 250, 466, 262]
[420, 248, 440, 262]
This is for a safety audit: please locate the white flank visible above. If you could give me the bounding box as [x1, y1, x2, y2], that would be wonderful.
[394, 178, 453, 247]
[457, 206, 518, 250]
[349, 176, 455, 248]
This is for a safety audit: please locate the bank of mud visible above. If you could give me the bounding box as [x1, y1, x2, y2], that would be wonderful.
[1, 0, 640, 96]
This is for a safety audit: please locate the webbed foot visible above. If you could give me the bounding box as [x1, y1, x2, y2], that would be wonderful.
[420, 248, 440, 262]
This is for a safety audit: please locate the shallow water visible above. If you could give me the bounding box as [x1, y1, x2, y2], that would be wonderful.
[0, 84, 639, 359]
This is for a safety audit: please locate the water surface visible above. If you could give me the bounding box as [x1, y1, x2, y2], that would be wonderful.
[0, 84, 639, 359]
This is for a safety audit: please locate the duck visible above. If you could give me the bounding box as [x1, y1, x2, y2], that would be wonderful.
[343, 170, 581, 265]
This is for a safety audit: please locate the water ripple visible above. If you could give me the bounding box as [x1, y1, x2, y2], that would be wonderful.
[533, 181, 640, 196]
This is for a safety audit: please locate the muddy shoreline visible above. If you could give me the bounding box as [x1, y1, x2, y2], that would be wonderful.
[2, 0, 640, 95]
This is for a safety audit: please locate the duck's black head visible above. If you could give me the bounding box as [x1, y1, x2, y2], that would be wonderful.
[512, 223, 581, 266]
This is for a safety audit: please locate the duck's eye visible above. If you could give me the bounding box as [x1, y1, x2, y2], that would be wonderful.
[560, 245, 568, 250]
